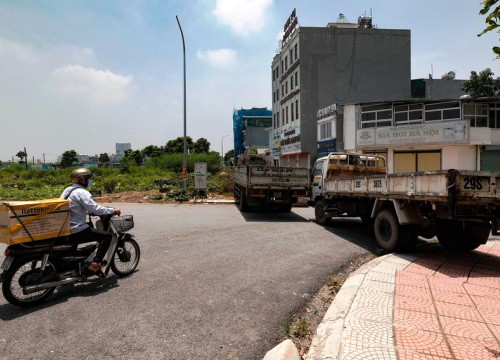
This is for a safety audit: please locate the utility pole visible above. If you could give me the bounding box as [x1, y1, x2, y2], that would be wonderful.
[221, 135, 228, 166]
[176, 15, 188, 192]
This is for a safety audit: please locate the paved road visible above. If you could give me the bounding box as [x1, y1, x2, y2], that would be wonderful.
[0, 204, 375, 360]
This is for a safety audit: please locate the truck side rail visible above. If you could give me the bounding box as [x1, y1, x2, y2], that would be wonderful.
[324, 169, 500, 204]
[233, 165, 310, 189]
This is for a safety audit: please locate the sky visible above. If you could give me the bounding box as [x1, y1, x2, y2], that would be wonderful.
[0, 0, 498, 162]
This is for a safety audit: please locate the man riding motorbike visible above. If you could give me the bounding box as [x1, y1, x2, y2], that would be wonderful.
[61, 168, 121, 275]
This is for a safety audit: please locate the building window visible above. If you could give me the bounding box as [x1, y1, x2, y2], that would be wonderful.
[291, 103, 294, 121]
[319, 122, 332, 140]
[272, 69, 275, 81]
[290, 75, 293, 88]
[282, 85, 284, 97]
[463, 103, 488, 127]
[295, 71, 298, 88]
[424, 101, 460, 122]
[361, 104, 393, 128]
[285, 81, 288, 94]
[394, 104, 423, 125]
[295, 99, 299, 119]
[489, 103, 500, 128]
[294, 43, 298, 61]
[277, 112, 280, 128]
[290, 49, 293, 63]
[281, 60, 284, 75]
[276, 66, 279, 77]
[286, 106, 289, 124]
[273, 91, 275, 103]
[285, 56, 288, 71]
[282, 109, 285, 126]
[277, 89, 279, 100]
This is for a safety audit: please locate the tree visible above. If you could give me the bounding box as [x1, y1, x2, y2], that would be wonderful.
[478, 0, 500, 59]
[165, 136, 193, 154]
[98, 153, 110, 164]
[123, 149, 143, 166]
[16, 150, 27, 164]
[224, 149, 234, 165]
[193, 137, 211, 154]
[60, 150, 78, 168]
[141, 145, 164, 158]
[461, 68, 500, 97]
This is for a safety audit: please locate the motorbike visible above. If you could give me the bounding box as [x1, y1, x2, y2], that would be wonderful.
[0, 214, 140, 307]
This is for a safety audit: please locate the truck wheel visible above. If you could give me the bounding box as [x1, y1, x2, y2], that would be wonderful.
[437, 220, 489, 251]
[315, 199, 331, 225]
[238, 191, 249, 212]
[374, 210, 416, 251]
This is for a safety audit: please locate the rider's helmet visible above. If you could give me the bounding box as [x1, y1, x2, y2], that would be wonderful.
[70, 168, 93, 186]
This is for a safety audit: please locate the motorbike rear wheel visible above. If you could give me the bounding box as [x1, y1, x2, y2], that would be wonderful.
[110, 237, 140, 277]
[2, 257, 57, 307]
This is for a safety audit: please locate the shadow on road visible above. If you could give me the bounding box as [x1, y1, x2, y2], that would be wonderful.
[0, 275, 121, 320]
[237, 205, 310, 223]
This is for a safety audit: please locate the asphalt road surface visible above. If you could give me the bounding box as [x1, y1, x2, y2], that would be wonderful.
[0, 204, 376, 360]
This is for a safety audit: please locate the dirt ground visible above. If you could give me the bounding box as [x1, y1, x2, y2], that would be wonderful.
[95, 190, 234, 204]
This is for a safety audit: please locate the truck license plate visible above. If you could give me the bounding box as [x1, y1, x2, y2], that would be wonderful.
[1, 256, 13, 271]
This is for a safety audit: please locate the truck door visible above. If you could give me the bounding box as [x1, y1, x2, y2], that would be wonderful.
[311, 160, 325, 200]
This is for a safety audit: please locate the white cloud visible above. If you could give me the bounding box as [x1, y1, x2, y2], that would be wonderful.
[197, 48, 238, 68]
[51, 65, 132, 104]
[213, 0, 273, 36]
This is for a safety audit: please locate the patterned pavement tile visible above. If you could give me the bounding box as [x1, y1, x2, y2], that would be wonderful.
[342, 318, 394, 348]
[366, 270, 396, 284]
[463, 282, 500, 297]
[446, 335, 500, 359]
[467, 274, 500, 287]
[352, 290, 393, 308]
[394, 294, 435, 314]
[395, 328, 453, 358]
[469, 293, 500, 308]
[394, 309, 440, 333]
[358, 283, 394, 298]
[347, 304, 393, 323]
[397, 349, 453, 359]
[477, 307, 500, 326]
[427, 278, 465, 294]
[431, 291, 475, 307]
[431, 266, 470, 279]
[396, 284, 432, 298]
[396, 273, 430, 287]
[340, 346, 397, 360]
[434, 301, 484, 322]
[490, 324, 500, 341]
[363, 278, 396, 292]
[404, 264, 437, 276]
[440, 316, 496, 342]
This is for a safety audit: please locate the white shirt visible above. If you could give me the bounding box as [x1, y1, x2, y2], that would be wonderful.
[61, 184, 114, 234]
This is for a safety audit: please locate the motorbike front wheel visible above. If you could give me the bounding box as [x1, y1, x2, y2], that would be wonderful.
[2, 257, 57, 307]
[110, 237, 140, 277]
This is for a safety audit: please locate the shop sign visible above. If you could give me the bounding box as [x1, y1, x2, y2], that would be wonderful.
[317, 139, 336, 155]
[317, 104, 337, 120]
[281, 128, 301, 155]
[273, 139, 282, 149]
[282, 8, 298, 43]
[356, 121, 469, 148]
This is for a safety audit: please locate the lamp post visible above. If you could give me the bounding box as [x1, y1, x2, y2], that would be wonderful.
[176, 15, 187, 192]
[221, 135, 228, 166]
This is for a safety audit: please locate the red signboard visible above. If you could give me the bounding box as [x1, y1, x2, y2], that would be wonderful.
[282, 8, 298, 43]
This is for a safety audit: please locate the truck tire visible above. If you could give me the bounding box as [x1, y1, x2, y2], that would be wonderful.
[315, 199, 331, 225]
[374, 210, 416, 252]
[437, 220, 490, 251]
[238, 191, 249, 212]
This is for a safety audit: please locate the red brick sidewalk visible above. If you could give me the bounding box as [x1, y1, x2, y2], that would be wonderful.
[394, 242, 500, 359]
[305, 241, 500, 360]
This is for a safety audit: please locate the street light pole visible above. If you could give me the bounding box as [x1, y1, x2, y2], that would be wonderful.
[221, 135, 228, 165]
[176, 15, 187, 192]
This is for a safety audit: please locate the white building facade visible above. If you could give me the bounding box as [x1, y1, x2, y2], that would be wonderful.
[342, 98, 500, 173]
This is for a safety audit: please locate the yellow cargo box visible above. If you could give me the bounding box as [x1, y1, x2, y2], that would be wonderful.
[0, 199, 70, 245]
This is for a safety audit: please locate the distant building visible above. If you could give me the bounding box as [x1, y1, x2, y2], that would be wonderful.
[271, 11, 411, 167]
[411, 78, 466, 100]
[233, 108, 273, 158]
[116, 143, 131, 155]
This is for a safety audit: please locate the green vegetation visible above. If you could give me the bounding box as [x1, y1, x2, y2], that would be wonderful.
[0, 152, 233, 201]
[461, 68, 500, 97]
[478, 0, 499, 58]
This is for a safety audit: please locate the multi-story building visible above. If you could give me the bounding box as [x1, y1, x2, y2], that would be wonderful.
[116, 143, 131, 155]
[271, 11, 411, 167]
[340, 97, 500, 173]
[233, 108, 272, 158]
